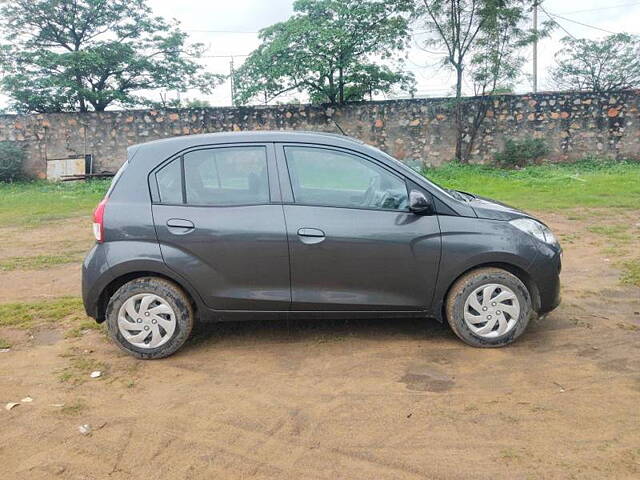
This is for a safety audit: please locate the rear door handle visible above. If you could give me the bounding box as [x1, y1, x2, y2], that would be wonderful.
[167, 218, 195, 232]
[297, 228, 325, 238]
[297, 228, 325, 245]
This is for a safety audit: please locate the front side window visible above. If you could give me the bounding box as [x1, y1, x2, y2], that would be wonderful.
[284, 146, 408, 211]
[183, 146, 270, 206]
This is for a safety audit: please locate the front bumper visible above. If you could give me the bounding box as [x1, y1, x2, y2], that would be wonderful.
[530, 245, 562, 315]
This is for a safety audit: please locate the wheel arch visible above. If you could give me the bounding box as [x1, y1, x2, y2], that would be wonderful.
[435, 261, 541, 323]
[95, 270, 201, 324]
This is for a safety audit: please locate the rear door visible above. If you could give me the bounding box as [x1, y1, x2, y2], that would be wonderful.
[151, 143, 290, 311]
[276, 144, 441, 312]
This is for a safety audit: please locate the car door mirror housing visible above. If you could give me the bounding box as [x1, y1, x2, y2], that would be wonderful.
[409, 190, 434, 215]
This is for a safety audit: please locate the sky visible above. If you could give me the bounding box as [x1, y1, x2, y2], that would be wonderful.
[4, 0, 640, 108]
[145, 0, 640, 106]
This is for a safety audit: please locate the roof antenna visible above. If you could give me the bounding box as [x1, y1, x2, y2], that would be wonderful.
[331, 117, 347, 136]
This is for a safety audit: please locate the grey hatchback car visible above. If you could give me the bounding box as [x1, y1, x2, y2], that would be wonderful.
[82, 131, 561, 359]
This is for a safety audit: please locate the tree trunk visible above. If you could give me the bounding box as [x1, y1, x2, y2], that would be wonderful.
[463, 97, 490, 162]
[338, 67, 344, 104]
[455, 64, 463, 99]
[327, 73, 336, 104]
[454, 65, 465, 163]
[73, 42, 88, 113]
[76, 75, 87, 113]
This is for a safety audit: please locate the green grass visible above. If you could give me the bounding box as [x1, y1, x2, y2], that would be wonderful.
[586, 225, 633, 241]
[0, 252, 84, 271]
[499, 447, 522, 461]
[586, 224, 636, 257]
[0, 337, 10, 349]
[65, 319, 104, 338]
[58, 348, 108, 384]
[620, 259, 640, 287]
[0, 180, 110, 227]
[0, 297, 85, 328]
[423, 159, 640, 210]
[59, 399, 87, 415]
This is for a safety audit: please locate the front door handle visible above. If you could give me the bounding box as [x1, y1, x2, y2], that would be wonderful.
[297, 228, 325, 238]
[167, 218, 195, 233]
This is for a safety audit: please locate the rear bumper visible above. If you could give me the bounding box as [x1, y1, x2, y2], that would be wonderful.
[82, 244, 112, 320]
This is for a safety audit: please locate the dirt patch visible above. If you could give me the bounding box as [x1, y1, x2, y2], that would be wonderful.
[0, 217, 93, 260]
[0, 264, 82, 303]
[399, 365, 455, 392]
[0, 218, 90, 302]
[0, 210, 639, 479]
[30, 329, 63, 347]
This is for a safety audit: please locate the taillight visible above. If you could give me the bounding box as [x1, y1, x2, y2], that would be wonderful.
[92, 198, 108, 243]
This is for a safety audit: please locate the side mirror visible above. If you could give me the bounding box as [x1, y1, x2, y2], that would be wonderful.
[409, 190, 434, 215]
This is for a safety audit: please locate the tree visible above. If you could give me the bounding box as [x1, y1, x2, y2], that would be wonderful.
[233, 0, 416, 105]
[551, 34, 640, 93]
[461, 2, 533, 160]
[416, 1, 544, 162]
[0, 0, 222, 113]
[0, 142, 25, 182]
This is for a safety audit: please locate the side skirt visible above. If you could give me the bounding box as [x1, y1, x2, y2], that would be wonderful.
[198, 309, 431, 322]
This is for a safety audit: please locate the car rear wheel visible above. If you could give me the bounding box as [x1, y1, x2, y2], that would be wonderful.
[106, 277, 194, 359]
[445, 268, 532, 348]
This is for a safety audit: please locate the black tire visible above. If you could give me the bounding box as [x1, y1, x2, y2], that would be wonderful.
[105, 277, 194, 359]
[445, 268, 532, 348]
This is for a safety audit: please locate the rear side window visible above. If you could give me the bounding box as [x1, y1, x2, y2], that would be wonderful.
[156, 159, 183, 204]
[183, 147, 269, 206]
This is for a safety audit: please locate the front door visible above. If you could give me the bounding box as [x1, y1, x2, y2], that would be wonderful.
[277, 144, 441, 311]
[152, 144, 290, 311]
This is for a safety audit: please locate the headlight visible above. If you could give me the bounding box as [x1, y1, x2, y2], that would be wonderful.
[509, 218, 557, 245]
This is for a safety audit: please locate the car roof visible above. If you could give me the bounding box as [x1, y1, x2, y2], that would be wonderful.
[126, 130, 370, 168]
[130, 130, 364, 152]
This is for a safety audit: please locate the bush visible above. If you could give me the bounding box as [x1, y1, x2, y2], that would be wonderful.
[494, 138, 550, 168]
[0, 142, 25, 182]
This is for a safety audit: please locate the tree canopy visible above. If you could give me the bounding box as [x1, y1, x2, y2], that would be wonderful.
[551, 34, 640, 93]
[0, 0, 222, 112]
[233, 0, 416, 105]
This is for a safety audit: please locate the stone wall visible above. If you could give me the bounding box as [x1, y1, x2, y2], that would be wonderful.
[1, 90, 638, 178]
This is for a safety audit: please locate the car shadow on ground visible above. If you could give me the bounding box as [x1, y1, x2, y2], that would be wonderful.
[177, 311, 568, 358]
[181, 316, 455, 353]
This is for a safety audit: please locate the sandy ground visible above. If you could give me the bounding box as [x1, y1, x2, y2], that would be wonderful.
[0, 218, 91, 302]
[0, 211, 639, 479]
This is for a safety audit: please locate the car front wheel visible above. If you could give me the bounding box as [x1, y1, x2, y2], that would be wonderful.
[106, 277, 194, 359]
[445, 267, 532, 348]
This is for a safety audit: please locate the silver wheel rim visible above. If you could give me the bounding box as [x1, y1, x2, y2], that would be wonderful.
[117, 293, 176, 349]
[463, 283, 520, 338]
